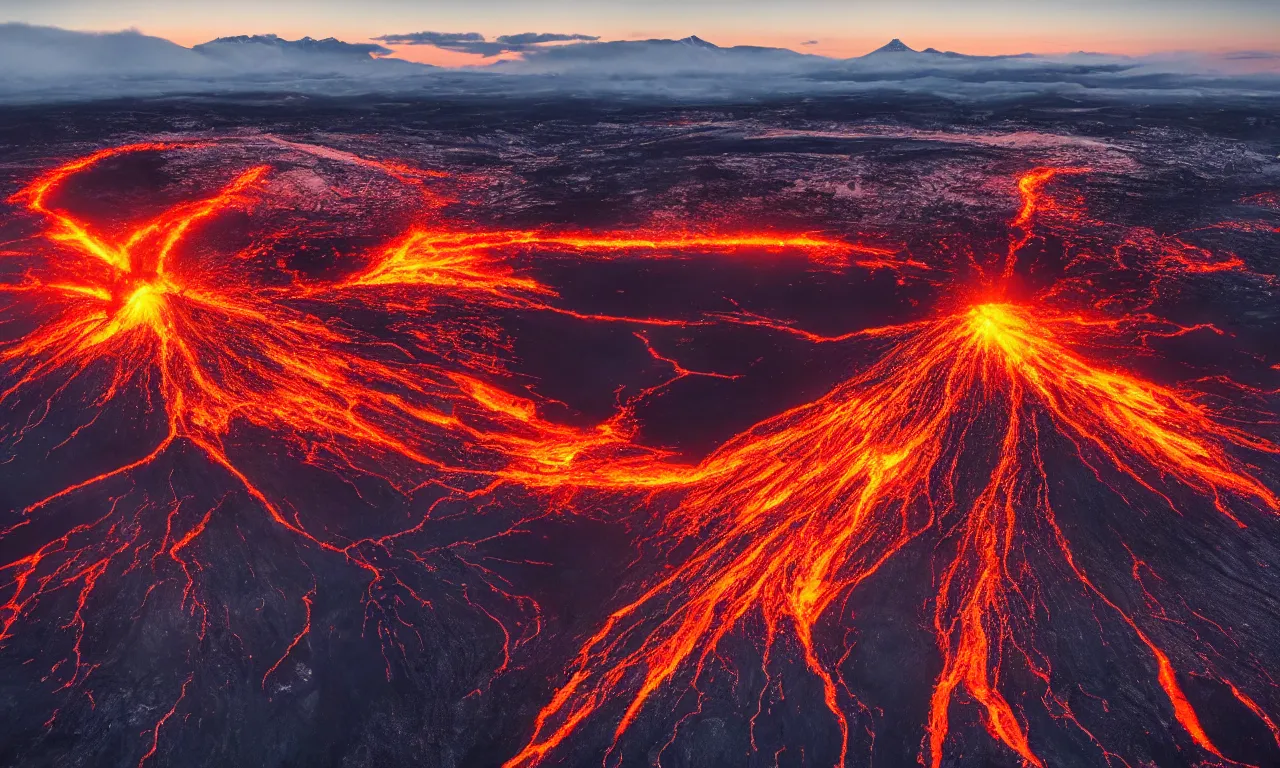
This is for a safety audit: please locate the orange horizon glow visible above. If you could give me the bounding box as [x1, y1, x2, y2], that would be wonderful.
[20, 23, 1274, 65]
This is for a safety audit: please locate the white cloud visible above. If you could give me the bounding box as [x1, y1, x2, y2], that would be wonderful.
[1, 24, 1277, 105]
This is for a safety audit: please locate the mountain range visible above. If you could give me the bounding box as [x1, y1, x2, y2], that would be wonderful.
[0, 23, 1056, 82]
[0, 23, 1273, 104]
[193, 34, 394, 59]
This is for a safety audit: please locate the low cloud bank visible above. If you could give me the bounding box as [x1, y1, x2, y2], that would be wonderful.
[373, 30, 599, 57]
[0, 25, 431, 102]
[2, 24, 1278, 105]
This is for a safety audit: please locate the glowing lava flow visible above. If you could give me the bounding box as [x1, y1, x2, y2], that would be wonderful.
[338, 228, 901, 288]
[0, 140, 885, 737]
[0, 143, 650, 709]
[1, 144, 493, 517]
[317, 195, 916, 484]
[4, 141, 1277, 768]
[0, 140, 883, 548]
[504, 159, 1280, 768]
[1005, 166, 1088, 278]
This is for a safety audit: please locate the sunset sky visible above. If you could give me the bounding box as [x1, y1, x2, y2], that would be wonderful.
[5, 0, 1280, 66]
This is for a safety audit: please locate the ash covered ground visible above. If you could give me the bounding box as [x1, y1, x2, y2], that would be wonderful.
[1, 93, 1279, 768]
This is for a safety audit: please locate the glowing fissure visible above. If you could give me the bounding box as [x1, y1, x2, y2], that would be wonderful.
[506, 302, 1277, 767]
[504, 162, 1280, 766]
[0, 142, 894, 760]
[2, 145, 1276, 768]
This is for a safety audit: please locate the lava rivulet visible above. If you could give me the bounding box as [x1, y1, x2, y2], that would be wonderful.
[335, 227, 906, 297]
[0, 144, 636, 746]
[1005, 166, 1088, 277]
[1, 140, 902, 764]
[504, 167, 1280, 767]
[504, 301, 1279, 768]
[0, 142, 502, 697]
[3, 143, 491, 513]
[3, 141, 1277, 768]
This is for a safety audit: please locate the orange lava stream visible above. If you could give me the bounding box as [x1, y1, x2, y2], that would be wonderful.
[3, 145, 475, 516]
[1005, 166, 1088, 278]
[334, 227, 906, 302]
[4, 143, 1277, 768]
[1, 141, 881, 723]
[0, 143, 645, 696]
[505, 163, 1280, 766]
